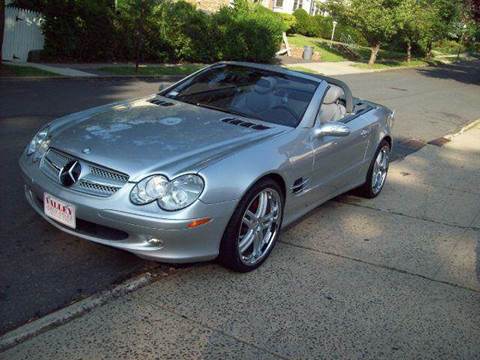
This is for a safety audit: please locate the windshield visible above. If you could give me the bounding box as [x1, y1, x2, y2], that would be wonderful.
[163, 65, 318, 127]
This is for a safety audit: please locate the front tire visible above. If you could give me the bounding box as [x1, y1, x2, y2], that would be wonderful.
[357, 140, 390, 198]
[219, 178, 284, 272]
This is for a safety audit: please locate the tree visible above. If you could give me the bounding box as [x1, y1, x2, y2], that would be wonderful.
[465, 0, 480, 22]
[326, 0, 402, 65]
[116, 0, 160, 72]
[396, 0, 421, 62]
[416, 0, 463, 58]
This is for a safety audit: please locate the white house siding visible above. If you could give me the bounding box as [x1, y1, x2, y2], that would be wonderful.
[262, 0, 325, 15]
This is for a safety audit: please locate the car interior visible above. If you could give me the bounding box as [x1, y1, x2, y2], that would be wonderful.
[317, 84, 347, 123]
[166, 65, 373, 128]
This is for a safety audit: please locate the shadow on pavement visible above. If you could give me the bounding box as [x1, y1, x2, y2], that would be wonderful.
[416, 60, 480, 85]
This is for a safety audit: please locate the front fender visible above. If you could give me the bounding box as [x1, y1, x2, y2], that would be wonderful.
[198, 129, 313, 204]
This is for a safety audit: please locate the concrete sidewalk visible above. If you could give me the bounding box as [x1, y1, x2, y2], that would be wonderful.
[287, 61, 373, 76]
[1, 125, 479, 359]
[3, 62, 98, 77]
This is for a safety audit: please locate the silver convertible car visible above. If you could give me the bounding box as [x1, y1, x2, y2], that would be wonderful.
[20, 62, 394, 272]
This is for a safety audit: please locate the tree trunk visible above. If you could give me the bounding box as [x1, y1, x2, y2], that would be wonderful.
[0, 0, 5, 67]
[426, 41, 433, 59]
[406, 40, 412, 63]
[368, 43, 380, 65]
[135, 0, 145, 74]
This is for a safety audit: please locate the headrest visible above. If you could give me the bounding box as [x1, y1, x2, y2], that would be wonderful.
[254, 77, 277, 94]
[323, 85, 345, 104]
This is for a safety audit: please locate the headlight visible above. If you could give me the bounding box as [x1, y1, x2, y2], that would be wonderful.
[27, 126, 51, 160]
[130, 174, 204, 211]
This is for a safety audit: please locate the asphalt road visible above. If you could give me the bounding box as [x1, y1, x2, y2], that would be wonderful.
[1, 61, 479, 335]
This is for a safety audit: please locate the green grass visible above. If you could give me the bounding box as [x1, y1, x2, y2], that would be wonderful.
[287, 66, 322, 75]
[287, 35, 408, 63]
[97, 64, 204, 76]
[354, 59, 429, 70]
[288, 35, 347, 62]
[1, 64, 57, 77]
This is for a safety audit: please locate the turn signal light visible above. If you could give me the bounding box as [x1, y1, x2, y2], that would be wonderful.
[187, 217, 211, 228]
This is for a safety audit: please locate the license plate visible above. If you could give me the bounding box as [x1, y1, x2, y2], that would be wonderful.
[44, 193, 76, 229]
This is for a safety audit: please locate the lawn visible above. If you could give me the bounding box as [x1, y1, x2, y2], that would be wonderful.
[354, 59, 429, 70]
[287, 35, 407, 63]
[287, 66, 322, 75]
[97, 64, 204, 76]
[0, 64, 57, 77]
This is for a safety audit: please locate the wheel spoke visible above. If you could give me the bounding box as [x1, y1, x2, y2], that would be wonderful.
[256, 192, 268, 218]
[252, 230, 263, 257]
[242, 210, 256, 229]
[239, 230, 255, 254]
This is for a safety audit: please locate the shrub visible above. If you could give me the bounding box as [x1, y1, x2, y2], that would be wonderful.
[212, 4, 285, 63]
[38, 0, 117, 62]
[14, 0, 286, 63]
[432, 39, 466, 55]
[154, 1, 217, 63]
[292, 9, 316, 36]
[276, 12, 297, 34]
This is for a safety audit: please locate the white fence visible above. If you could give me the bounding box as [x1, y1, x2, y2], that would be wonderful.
[3, 7, 45, 62]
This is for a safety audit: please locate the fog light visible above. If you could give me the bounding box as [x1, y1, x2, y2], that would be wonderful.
[147, 238, 163, 246]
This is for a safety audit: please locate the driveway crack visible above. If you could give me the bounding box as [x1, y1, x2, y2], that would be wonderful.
[279, 240, 479, 294]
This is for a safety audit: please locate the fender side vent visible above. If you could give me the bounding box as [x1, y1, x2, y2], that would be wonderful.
[149, 98, 175, 106]
[292, 177, 309, 194]
[221, 117, 270, 130]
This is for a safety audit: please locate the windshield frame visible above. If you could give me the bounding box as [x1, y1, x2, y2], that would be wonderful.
[159, 63, 324, 128]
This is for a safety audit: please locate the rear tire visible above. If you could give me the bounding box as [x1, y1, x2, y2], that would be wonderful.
[218, 178, 284, 272]
[357, 139, 390, 198]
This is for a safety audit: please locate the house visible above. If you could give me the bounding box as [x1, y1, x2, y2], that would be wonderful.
[186, 0, 324, 15]
[261, 0, 324, 15]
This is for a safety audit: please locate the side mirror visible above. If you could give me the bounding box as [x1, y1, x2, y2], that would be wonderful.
[158, 83, 167, 92]
[314, 123, 350, 138]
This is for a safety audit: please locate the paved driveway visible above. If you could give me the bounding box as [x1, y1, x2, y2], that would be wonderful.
[3, 125, 480, 358]
[1, 61, 480, 335]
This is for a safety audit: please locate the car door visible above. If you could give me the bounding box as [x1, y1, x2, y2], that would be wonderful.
[309, 115, 374, 203]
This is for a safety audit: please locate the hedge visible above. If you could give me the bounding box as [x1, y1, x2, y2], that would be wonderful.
[21, 0, 285, 63]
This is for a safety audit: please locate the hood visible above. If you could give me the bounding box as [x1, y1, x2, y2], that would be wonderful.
[49, 96, 288, 180]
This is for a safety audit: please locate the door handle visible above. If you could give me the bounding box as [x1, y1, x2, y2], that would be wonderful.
[360, 129, 370, 137]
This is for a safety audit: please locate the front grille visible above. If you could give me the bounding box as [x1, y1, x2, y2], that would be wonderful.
[40, 148, 129, 197]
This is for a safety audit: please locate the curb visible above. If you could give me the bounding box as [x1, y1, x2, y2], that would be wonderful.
[0, 74, 185, 81]
[0, 272, 155, 352]
[445, 118, 480, 139]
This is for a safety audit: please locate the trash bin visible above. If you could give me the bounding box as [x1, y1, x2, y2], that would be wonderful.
[303, 46, 313, 61]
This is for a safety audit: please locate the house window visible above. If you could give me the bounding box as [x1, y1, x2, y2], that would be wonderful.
[274, 0, 283, 8]
[293, 0, 303, 10]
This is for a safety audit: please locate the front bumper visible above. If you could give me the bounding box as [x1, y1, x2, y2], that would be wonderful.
[20, 154, 237, 263]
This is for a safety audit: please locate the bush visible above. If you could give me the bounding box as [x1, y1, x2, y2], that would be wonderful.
[292, 9, 316, 36]
[14, 0, 286, 63]
[291, 10, 368, 47]
[213, 4, 285, 63]
[38, 0, 117, 62]
[432, 39, 466, 55]
[154, 1, 216, 63]
[276, 12, 297, 34]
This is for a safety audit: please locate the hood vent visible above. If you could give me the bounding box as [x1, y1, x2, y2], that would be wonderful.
[221, 117, 270, 131]
[149, 98, 175, 107]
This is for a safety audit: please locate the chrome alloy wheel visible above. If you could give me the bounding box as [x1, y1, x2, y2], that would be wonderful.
[237, 188, 282, 266]
[372, 145, 390, 194]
